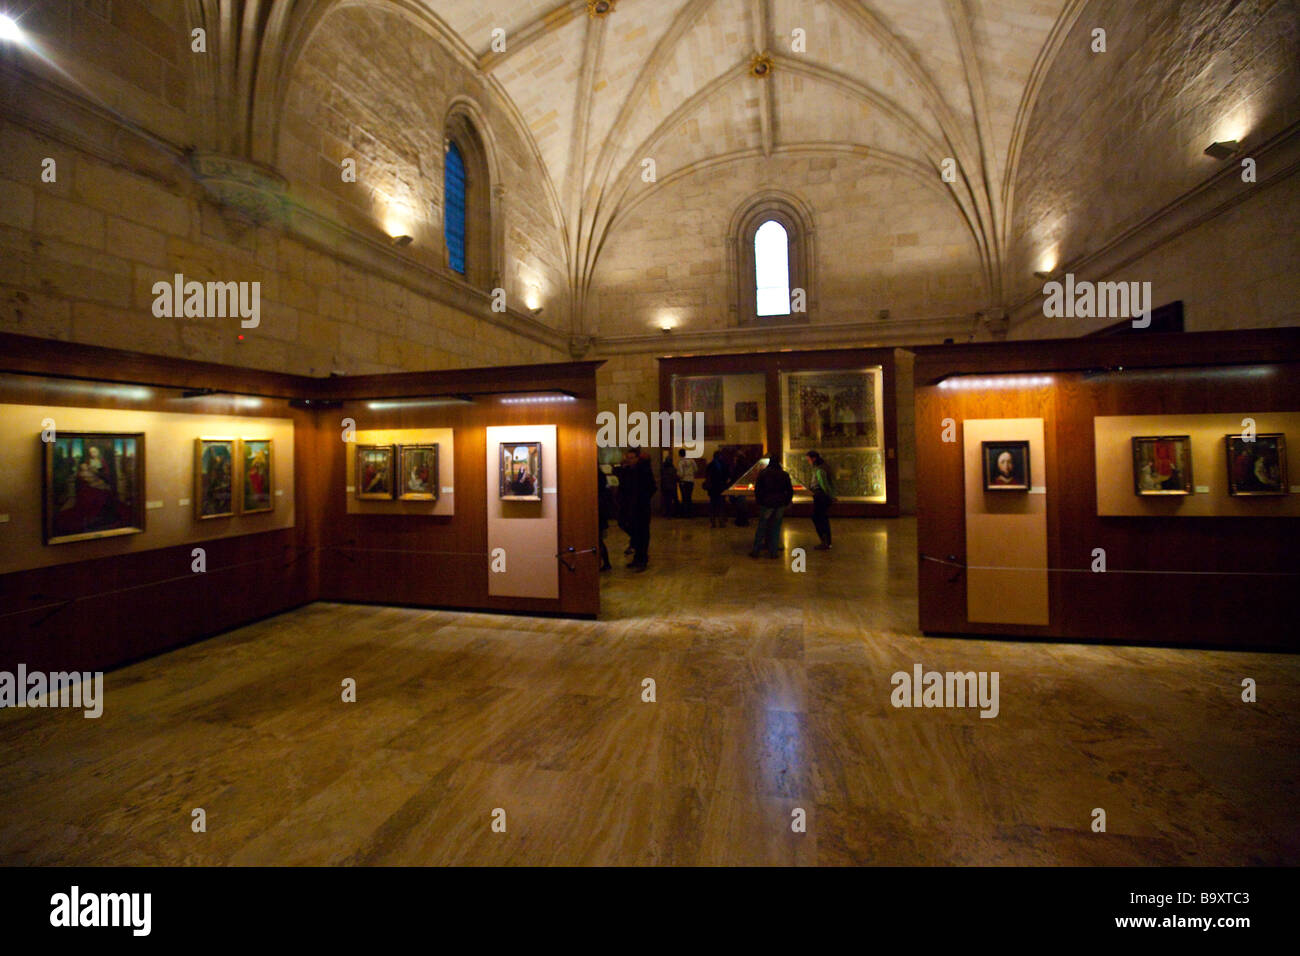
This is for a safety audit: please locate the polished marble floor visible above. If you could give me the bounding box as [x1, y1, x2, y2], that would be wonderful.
[1, 517, 1297, 865]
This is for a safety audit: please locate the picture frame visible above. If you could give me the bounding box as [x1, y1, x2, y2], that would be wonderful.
[981, 440, 1031, 492]
[1131, 435, 1193, 496]
[500, 441, 542, 501]
[398, 443, 440, 501]
[1225, 433, 1287, 496]
[195, 437, 236, 519]
[239, 439, 274, 514]
[43, 431, 146, 545]
[356, 444, 396, 499]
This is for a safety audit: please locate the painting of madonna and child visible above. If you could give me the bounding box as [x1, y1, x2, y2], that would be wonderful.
[43, 432, 146, 544]
[500, 442, 542, 501]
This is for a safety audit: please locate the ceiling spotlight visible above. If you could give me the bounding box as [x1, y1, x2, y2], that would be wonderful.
[0, 14, 25, 44]
[750, 52, 774, 79]
[587, 0, 615, 17]
[390, 234, 413, 247]
[1204, 140, 1240, 160]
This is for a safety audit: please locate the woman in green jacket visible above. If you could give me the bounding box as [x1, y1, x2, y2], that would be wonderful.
[806, 450, 834, 550]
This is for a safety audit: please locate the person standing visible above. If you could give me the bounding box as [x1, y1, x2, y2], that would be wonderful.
[729, 450, 751, 526]
[750, 454, 794, 559]
[622, 447, 656, 571]
[597, 467, 614, 571]
[660, 451, 678, 518]
[806, 450, 835, 550]
[676, 448, 697, 519]
[704, 450, 729, 528]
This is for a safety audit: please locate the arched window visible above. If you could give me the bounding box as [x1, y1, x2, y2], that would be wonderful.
[443, 102, 501, 290]
[728, 193, 815, 326]
[444, 142, 467, 276]
[754, 220, 791, 316]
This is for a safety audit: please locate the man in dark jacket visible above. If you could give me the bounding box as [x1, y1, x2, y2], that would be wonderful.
[750, 454, 794, 559]
[619, 447, 656, 571]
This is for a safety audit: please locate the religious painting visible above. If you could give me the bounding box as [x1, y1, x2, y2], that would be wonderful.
[1225, 433, 1287, 496]
[672, 375, 725, 440]
[194, 438, 236, 519]
[785, 448, 886, 501]
[356, 444, 395, 500]
[982, 440, 1031, 492]
[1131, 436, 1192, 496]
[734, 400, 759, 423]
[398, 443, 439, 501]
[239, 439, 274, 513]
[43, 432, 146, 545]
[500, 441, 542, 501]
[784, 370, 878, 449]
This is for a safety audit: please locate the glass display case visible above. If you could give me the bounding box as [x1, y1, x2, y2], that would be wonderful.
[779, 367, 887, 502]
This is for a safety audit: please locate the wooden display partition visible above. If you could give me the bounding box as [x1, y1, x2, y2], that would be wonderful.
[0, 333, 601, 675]
[913, 328, 1300, 650]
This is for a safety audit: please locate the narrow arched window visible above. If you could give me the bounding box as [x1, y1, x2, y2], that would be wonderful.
[754, 220, 791, 316]
[444, 141, 467, 276]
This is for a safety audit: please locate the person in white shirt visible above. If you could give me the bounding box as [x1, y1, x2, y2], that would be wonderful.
[676, 448, 698, 519]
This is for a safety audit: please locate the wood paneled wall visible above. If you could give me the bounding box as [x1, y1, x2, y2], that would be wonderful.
[913, 329, 1300, 650]
[0, 334, 600, 674]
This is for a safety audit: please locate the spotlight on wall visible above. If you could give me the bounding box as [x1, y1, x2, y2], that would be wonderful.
[1033, 270, 1056, 280]
[0, 14, 27, 44]
[1204, 140, 1240, 160]
[530, 307, 544, 317]
[390, 234, 413, 247]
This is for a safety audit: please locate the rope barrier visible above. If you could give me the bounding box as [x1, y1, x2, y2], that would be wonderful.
[919, 553, 1300, 577]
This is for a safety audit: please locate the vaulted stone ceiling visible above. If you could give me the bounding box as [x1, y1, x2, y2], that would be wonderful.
[187, 0, 1296, 339]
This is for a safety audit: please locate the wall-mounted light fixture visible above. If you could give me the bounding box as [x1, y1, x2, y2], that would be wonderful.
[1033, 270, 1057, 281]
[937, 375, 1054, 390]
[0, 14, 27, 45]
[390, 234, 413, 247]
[499, 394, 577, 405]
[1204, 140, 1240, 160]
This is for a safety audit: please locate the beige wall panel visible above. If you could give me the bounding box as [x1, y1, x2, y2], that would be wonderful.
[0, 403, 294, 574]
[345, 428, 456, 516]
[1094, 413, 1300, 517]
[964, 418, 1049, 626]
[485, 425, 558, 600]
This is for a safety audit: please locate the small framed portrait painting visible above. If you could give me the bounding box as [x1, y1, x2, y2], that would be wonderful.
[500, 441, 542, 501]
[239, 439, 274, 514]
[195, 437, 236, 519]
[1225, 433, 1287, 496]
[398, 443, 439, 501]
[1132, 435, 1193, 495]
[981, 440, 1030, 492]
[356, 444, 395, 500]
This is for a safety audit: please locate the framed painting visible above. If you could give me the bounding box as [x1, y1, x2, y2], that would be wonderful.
[398, 443, 439, 501]
[671, 375, 725, 440]
[195, 437, 236, 519]
[239, 439, 274, 514]
[1225, 433, 1287, 496]
[500, 441, 542, 501]
[982, 440, 1031, 492]
[734, 400, 760, 423]
[356, 444, 395, 499]
[1132, 435, 1193, 495]
[43, 432, 146, 544]
[784, 370, 878, 449]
